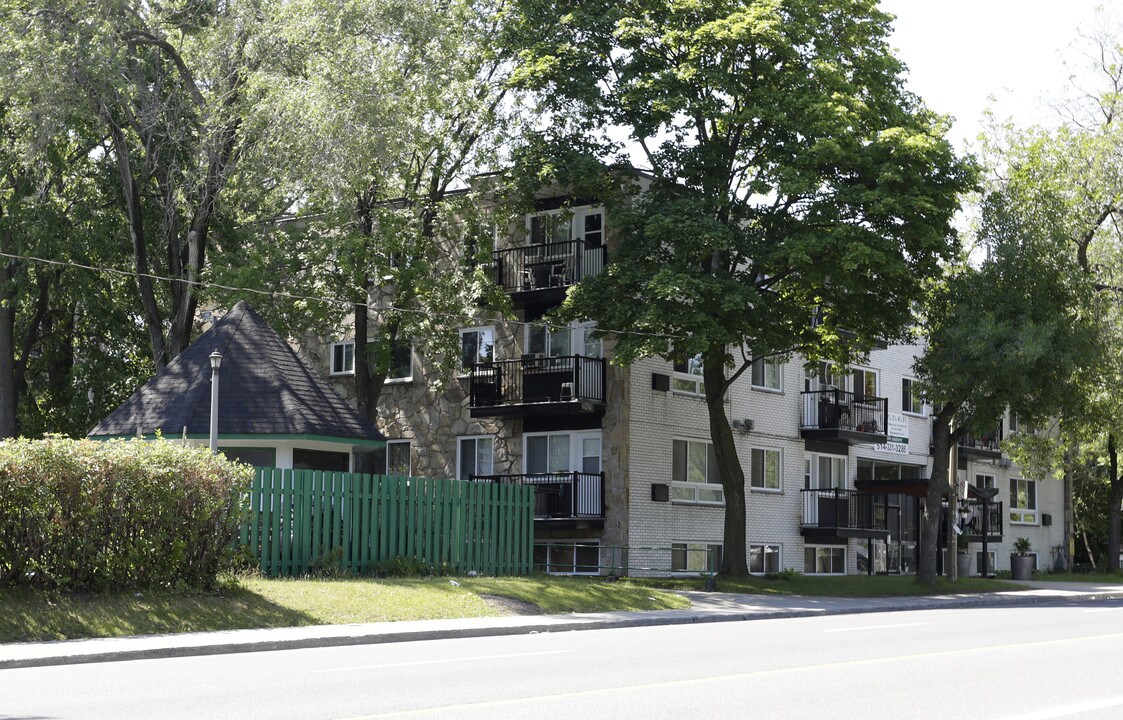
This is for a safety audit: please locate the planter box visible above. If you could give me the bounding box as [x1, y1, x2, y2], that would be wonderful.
[1011, 554, 1034, 581]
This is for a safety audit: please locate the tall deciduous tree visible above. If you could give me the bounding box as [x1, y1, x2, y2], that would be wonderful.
[14, 0, 279, 371]
[508, 0, 973, 574]
[915, 187, 1100, 587]
[219, 0, 517, 431]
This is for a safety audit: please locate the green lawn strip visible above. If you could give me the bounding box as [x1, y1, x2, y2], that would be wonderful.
[459, 576, 691, 614]
[0, 575, 688, 644]
[635, 574, 1031, 597]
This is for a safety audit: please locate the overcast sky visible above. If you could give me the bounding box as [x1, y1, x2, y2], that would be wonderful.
[879, 0, 1111, 151]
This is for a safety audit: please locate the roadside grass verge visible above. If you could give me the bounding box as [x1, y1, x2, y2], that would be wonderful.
[0, 575, 689, 644]
[637, 574, 1031, 597]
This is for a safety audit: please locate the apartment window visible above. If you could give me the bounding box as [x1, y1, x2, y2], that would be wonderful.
[526, 433, 570, 474]
[805, 546, 845, 574]
[672, 353, 705, 395]
[457, 436, 494, 481]
[851, 367, 878, 398]
[751, 356, 782, 391]
[805, 454, 846, 490]
[1009, 411, 1020, 435]
[387, 339, 412, 381]
[460, 327, 495, 372]
[386, 440, 411, 476]
[974, 473, 997, 491]
[671, 438, 723, 503]
[534, 542, 600, 575]
[527, 322, 572, 358]
[331, 341, 355, 375]
[1009, 477, 1037, 524]
[902, 378, 925, 415]
[750, 448, 781, 491]
[749, 544, 781, 574]
[672, 542, 722, 573]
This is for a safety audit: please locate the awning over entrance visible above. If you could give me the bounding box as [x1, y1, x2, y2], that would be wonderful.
[854, 478, 930, 497]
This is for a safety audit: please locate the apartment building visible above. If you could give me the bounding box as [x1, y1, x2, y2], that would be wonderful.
[315, 197, 1065, 577]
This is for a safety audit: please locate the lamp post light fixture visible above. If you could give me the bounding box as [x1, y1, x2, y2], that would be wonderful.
[209, 350, 223, 453]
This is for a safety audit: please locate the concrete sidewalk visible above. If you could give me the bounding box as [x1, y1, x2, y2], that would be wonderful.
[3, 580, 1122, 670]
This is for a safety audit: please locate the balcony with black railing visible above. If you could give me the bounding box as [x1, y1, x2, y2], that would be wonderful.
[493, 240, 606, 305]
[799, 389, 889, 445]
[801, 488, 890, 540]
[958, 427, 1003, 460]
[959, 498, 1004, 542]
[471, 472, 605, 529]
[468, 355, 606, 418]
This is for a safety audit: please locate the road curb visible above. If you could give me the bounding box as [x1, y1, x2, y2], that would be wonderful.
[4, 590, 1123, 670]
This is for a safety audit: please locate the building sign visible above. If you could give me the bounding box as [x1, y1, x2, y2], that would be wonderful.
[875, 412, 909, 454]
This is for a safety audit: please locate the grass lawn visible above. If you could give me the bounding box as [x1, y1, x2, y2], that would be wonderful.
[0, 575, 689, 644]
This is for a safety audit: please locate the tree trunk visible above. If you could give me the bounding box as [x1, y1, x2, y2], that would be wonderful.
[702, 344, 747, 576]
[1107, 433, 1122, 572]
[1063, 444, 1075, 571]
[0, 255, 17, 439]
[920, 401, 959, 586]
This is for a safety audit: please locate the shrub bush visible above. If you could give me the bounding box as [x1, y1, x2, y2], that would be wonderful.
[0, 437, 252, 591]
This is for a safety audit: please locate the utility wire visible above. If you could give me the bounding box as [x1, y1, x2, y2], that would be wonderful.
[0, 250, 685, 341]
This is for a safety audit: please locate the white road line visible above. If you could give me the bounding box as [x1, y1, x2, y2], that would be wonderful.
[824, 622, 930, 632]
[316, 650, 570, 673]
[993, 696, 1123, 720]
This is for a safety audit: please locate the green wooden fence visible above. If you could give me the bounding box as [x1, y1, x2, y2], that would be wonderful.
[239, 468, 535, 577]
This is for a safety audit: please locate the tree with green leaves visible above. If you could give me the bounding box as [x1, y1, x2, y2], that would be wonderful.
[507, 0, 973, 574]
[217, 0, 518, 432]
[914, 184, 1101, 586]
[11, 0, 282, 371]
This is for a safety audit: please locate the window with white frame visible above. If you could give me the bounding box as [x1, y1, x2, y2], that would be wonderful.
[386, 338, 412, 381]
[975, 550, 996, 575]
[671, 542, 721, 573]
[805, 454, 846, 489]
[1009, 477, 1037, 524]
[851, 367, 878, 398]
[750, 448, 781, 491]
[459, 327, 494, 372]
[1008, 411, 1020, 435]
[805, 362, 842, 391]
[974, 473, 997, 492]
[671, 438, 723, 503]
[902, 378, 925, 415]
[331, 341, 355, 375]
[382, 440, 411, 476]
[751, 356, 782, 391]
[534, 541, 600, 575]
[672, 353, 705, 395]
[805, 545, 845, 574]
[457, 436, 494, 481]
[527, 207, 604, 248]
[749, 544, 781, 574]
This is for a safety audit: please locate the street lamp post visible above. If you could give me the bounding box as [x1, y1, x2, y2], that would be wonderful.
[209, 350, 223, 453]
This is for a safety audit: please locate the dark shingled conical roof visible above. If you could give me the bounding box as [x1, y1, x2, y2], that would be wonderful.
[90, 301, 383, 445]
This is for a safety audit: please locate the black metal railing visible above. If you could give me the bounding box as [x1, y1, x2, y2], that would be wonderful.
[471, 472, 605, 520]
[469, 355, 606, 408]
[493, 240, 606, 294]
[800, 389, 888, 435]
[959, 427, 1003, 452]
[801, 489, 887, 531]
[960, 498, 1004, 538]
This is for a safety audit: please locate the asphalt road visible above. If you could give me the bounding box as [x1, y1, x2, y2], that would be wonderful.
[4, 602, 1123, 720]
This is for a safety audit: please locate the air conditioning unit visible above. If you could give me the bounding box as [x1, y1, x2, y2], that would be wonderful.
[731, 419, 754, 432]
[997, 458, 1013, 468]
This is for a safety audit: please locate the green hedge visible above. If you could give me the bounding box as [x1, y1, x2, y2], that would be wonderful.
[0, 437, 252, 591]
